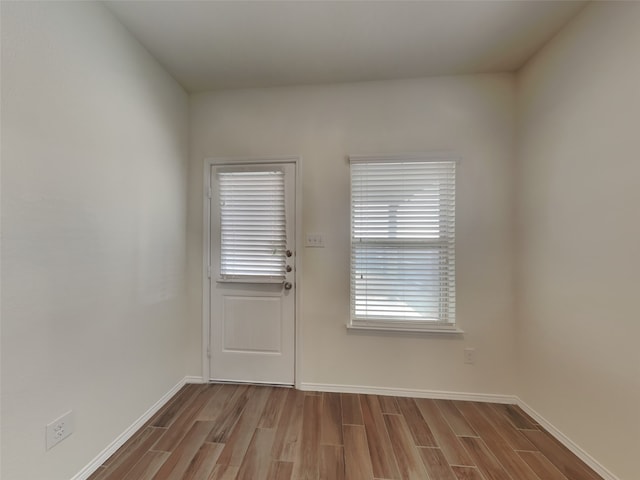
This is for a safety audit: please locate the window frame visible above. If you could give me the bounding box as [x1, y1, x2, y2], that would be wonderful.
[348, 153, 462, 334]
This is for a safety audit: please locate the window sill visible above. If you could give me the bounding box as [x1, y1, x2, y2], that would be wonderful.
[346, 323, 464, 335]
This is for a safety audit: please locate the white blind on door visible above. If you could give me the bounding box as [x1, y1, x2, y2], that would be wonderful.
[218, 169, 286, 280]
[350, 156, 456, 326]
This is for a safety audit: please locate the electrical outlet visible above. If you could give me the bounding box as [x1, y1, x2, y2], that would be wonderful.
[464, 348, 476, 365]
[46, 410, 74, 450]
[305, 233, 325, 247]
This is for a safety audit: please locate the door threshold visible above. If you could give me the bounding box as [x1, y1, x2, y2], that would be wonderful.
[208, 379, 294, 388]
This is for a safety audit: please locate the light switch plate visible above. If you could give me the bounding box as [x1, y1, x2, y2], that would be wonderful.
[305, 233, 325, 247]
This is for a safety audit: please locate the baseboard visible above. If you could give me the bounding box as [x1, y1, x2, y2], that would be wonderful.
[299, 382, 517, 404]
[516, 398, 620, 480]
[184, 375, 206, 384]
[71, 376, 191, 480]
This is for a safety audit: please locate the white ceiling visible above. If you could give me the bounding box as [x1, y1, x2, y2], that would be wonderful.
[106, 1, 587, 93]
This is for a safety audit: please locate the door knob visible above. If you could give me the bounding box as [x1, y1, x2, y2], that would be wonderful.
[283, 282, 293, 290]
[285, 265, 292, 272]
[286, 249, 293, 257]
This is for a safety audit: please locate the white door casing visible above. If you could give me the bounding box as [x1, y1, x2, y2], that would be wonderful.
[207, 159, 296, 385]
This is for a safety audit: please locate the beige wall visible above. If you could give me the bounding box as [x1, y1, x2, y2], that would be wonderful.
[516, 3, 640, 479]
[188, 75, 517, 395]
[1, 2, 189, 479]
[3, 2, 637, 479]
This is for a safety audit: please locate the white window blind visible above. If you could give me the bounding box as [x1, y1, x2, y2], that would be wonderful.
[218, 169, 286, 280]
[350, 154, 456, 330]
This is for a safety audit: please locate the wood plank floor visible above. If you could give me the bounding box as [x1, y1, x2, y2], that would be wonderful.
[88, 384, 603, 480]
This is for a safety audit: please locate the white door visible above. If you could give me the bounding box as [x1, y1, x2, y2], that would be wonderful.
[209, 161, 296, 384]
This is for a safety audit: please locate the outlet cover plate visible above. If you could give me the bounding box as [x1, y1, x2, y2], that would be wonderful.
[464, 348, 476, 365]
[46, 410, 74, 450]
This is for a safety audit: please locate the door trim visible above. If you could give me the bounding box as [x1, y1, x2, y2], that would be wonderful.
[202, 156, 303, 387]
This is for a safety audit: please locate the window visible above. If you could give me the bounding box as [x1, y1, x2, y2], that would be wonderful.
[217, 168, 287, 281]
[349, 153, 457, 332]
